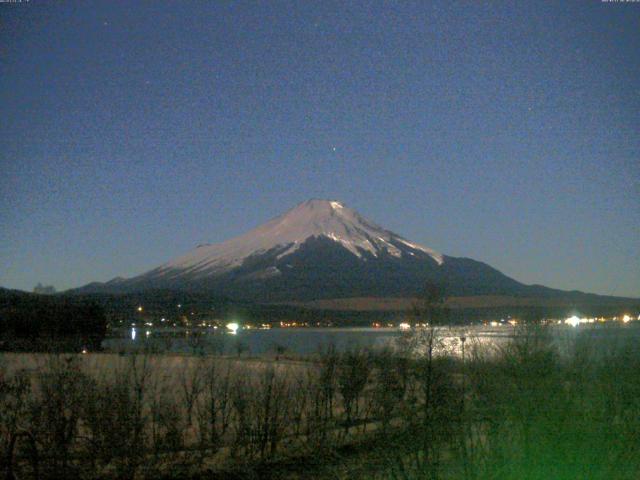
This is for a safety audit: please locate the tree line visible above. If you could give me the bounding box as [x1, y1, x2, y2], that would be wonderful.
[0, 289, 107, 351]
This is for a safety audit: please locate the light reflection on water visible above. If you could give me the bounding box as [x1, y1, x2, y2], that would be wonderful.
[103, 324, 640, 357]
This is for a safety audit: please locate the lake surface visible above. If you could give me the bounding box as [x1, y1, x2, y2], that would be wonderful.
[103, 323, 640, 357]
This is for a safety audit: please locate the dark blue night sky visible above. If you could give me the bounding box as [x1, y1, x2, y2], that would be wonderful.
[1, 1, 638, 296]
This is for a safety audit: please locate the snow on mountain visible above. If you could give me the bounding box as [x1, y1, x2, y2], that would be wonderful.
[155, 199, 443, 278]
[73, 199, 635, 304]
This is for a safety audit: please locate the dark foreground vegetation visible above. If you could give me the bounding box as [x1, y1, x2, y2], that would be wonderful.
[0, 289, 107, 352]
[1, 324, 639, 480]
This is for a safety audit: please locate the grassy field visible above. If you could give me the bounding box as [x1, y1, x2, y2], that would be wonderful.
[1, 324, 639, 479]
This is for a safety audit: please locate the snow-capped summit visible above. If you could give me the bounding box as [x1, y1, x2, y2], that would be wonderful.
[159, 199, 443, 278]
[77, 199, 533, 301]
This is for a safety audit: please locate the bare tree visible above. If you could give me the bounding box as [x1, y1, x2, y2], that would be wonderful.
[0, 367, 37, 480]
[255, 366, 292, 460]
[81, 354, 153, 479]
[337, 349, 371, 435]
[304, 346, 339, 449]
[30, 355, 91, 478]
[385, 282, 458, 480]
[370, 349, 408, 434]
[229, 365, 293, 461]
[179, 358, 206, 427]
[195, 359, 234, 456]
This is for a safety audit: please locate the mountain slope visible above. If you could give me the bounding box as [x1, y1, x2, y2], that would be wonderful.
[74, 199, 619, 303]
[146, 199, 443, 280]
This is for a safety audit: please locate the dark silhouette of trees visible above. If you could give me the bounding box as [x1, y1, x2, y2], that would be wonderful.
[0, 291, 107, 351]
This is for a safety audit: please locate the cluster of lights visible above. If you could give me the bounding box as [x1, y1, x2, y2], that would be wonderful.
[278, 321, 308, 328]
[487, 319, 518, 327]
[372, 322, 395, 328]
[564, 314, 636, 327]
[565, 316, 583, 327]
[198, 321, 221, 328]
[128, 305, 638, 336]
[371, 322, 430, 329]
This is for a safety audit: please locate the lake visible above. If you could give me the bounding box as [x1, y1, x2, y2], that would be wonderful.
[102, 323, 640, 357]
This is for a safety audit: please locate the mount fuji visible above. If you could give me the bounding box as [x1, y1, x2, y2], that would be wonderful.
[75, 199, 602, 302]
